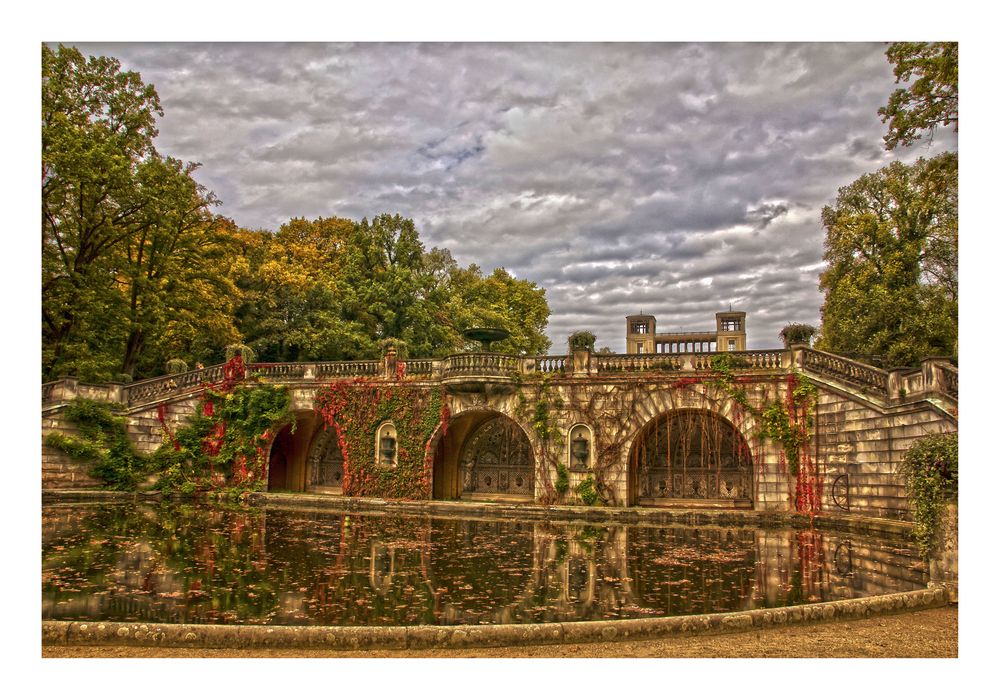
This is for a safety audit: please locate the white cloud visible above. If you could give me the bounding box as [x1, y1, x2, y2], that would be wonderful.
[68, 41, 957, 353]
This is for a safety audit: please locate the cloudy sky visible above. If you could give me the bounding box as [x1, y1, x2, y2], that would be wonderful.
[69, 42, 956, 352]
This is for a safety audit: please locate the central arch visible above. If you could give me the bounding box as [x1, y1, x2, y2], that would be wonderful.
[460, 414, 534, 499]
[431, 411, 535, 502]
[628, 409, 754, 507]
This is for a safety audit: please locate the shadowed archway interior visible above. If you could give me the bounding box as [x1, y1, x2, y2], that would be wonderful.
[629, 409, 754, 507]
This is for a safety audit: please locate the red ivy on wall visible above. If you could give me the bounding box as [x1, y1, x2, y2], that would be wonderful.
[314, 378, 446, 500]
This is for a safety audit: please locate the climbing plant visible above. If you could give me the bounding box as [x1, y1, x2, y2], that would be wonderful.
[899, 432, 958, 556]
[314, 378, 446, 499]
[44, 398, 151, 490]
[153, 355, 294, 497]
[516, 377, 564, 504]
[47, 356, 294, 497]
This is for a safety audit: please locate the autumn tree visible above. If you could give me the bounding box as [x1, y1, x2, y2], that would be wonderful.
[879, 42, 958, 151]
[444, 265, 551, 355]
[816, 154, 957, 366]
[231, 216, 371, 362]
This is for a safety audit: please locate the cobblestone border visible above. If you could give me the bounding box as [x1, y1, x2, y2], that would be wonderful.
[42, 588, 949, 650]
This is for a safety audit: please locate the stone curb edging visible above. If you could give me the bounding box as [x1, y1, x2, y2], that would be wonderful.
[43, 587, 949, 650]
[42, 489, 915, 540]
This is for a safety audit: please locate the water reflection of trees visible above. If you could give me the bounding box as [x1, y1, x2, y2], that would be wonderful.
[42, 503, 927, 626]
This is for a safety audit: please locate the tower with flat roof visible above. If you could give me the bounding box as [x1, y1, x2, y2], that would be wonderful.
[624, 310, 747, 353]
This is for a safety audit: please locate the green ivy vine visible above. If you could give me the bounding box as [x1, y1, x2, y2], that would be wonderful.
[44, 398, 150, 490]
[899, 433, 958, 556]
[314, 379, 446, 500]
[46, 377, 294, 497]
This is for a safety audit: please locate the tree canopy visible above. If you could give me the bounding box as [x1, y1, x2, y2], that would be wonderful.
[42, 46, 551, 382]
[43, 44, 235, 380]
[816, 154, 957, 366]
[816, 43, 958, 367]
[879, 42, 958, 151]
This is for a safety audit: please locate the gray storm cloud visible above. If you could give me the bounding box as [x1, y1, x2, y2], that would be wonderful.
[71, 41, 957, 352]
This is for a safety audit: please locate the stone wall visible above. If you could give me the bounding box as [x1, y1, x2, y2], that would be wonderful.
[41, 391, 204, 485]
[41, 349, 957, 522]
[813, 381, 956, 520]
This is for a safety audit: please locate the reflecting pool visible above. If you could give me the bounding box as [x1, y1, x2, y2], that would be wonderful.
[42, 502, 927, 626]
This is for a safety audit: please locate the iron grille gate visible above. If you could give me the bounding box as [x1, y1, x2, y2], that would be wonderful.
[634, 410, 752, 501]
[460, 416, 534, 497]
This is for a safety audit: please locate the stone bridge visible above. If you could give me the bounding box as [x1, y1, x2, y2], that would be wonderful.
[42, 346, 957, 519]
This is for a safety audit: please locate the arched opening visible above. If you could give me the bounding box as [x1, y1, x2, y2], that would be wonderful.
[306, 425, 346, 494]
[265, 412, 324, 493]
[267, 424, 294, 491]
[431, 411, 535, 502]
[628, 409, 754, 508]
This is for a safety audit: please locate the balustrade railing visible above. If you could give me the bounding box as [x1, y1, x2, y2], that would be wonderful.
[596, 353, 682, 373]
[123, 364, 227, 405]
[939, 365, 958, 401]
[403, 359, 435, 377]
[316, 360, 380, 378]
[249, 363, 307, 379]
[531, 355, 568, 373]
[442, 353, 520, 379]
[800, 348, 888, 399]
[732, 350, 785, 369]
[47, 347, 953, 411]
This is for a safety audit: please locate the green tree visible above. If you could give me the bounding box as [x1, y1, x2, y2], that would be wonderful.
[43, 45, 231, 380]
[443, 264, 551, 355]
[879, 42, 958, 151]
[816, 154, 957, 366]
[116, 160, 240, 378]
[43, 44, 164, 379]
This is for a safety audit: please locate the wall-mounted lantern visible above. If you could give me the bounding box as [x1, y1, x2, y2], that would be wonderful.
[376, 422, 397, 468]
[569, 424, 592, 472]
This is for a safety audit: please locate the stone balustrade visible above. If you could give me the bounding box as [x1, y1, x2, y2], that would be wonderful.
[527, 355, 568, 374]
[939, 364, 958, 401]
[732, 350, 786, 369]
[596, 353, 682, 373]
[249, 363, 308, 379]
[42, 346, 956, 411]
[314, 360, 380, 378]
[124, 364, 227, 405]
[798, 348, 889, 400]
[440, 353, 521, 380]
[403, 359, 435, 377]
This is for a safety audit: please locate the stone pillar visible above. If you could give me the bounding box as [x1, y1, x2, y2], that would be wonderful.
[383, 347, 398, 379]
[887, 367, 913, 401]
[787, 344, 807, 370]
[929, 502, 958, 602]
[922, 357, 952, 395]
[51, 377, 79, 404]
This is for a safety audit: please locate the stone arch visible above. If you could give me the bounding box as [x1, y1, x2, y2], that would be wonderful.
[626, 405, 755, 507]
[265, 423, 294, 491]
[305, 424, 347, 494]
[427, 407, 537, 502]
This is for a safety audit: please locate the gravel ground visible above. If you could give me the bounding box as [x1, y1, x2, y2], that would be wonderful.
[42, 604, 957, 658]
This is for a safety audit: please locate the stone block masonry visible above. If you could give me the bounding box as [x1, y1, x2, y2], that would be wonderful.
[40, 346, 956, 519]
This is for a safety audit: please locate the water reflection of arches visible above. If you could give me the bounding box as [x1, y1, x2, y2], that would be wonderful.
[431, 411, 535, 502]
[628, 409, 754, 507]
